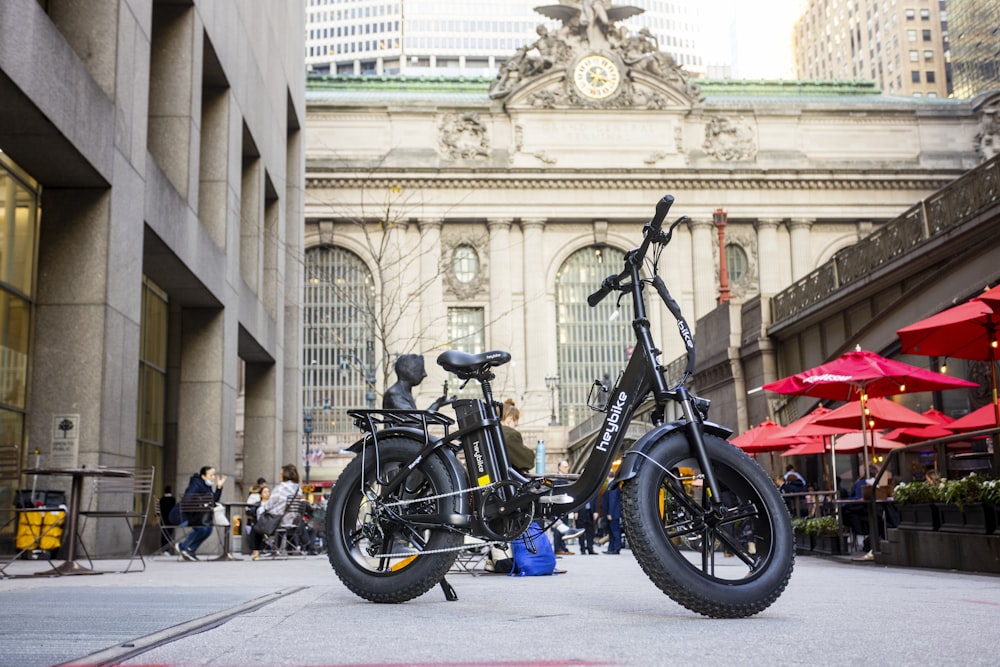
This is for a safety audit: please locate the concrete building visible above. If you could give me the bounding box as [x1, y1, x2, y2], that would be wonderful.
[0, 0, 305, 556]
[305, 0, 710, 77]
[303, 1, 994, 480]
[792, 0, 949, 98]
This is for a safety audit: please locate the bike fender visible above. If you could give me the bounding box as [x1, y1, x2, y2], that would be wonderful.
[345, 428, 471, 520]
[613, 420, 733, 484]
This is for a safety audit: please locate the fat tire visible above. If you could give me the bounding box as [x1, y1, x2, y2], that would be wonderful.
[622, 432, 794, 618]
[326, 437, 462, 603]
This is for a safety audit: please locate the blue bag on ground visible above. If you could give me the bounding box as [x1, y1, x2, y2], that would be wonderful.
[509, 522, 556, 576]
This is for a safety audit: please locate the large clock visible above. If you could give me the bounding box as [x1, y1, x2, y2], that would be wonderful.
[572, 54, 622, 100]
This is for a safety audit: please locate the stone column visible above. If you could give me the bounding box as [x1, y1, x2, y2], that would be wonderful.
[788, 218, 815, 281]
[689, 217, 716, 321]
[754, 218, 783, 295]
[487, 218, 514, 350]
[417, 218, 445, 346]
[521, 218, 547, 393]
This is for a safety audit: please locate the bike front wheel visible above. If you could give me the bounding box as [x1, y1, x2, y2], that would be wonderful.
[326, 437, 463, 603]
[622, 431, 794, 618]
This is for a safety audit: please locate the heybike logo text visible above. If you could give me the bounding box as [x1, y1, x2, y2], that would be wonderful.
[596, 391, 628, 452]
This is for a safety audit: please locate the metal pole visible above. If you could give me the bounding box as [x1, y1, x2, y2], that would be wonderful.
[303, 413, 313, 484]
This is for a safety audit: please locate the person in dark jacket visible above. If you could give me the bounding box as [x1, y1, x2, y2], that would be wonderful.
[600, 473, 622, 554]
[176, 466, 226, 561]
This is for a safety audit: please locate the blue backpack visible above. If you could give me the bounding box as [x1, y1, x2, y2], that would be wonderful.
[509, 523, 556, 576]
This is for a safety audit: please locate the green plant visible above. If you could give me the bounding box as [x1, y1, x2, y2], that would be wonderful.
[791, 517, 809, 533]
[941, 474, 985, 511]
[982, 479, 1000, 506]
[892, 480, 943, 505]
[803, 515, 841, 537]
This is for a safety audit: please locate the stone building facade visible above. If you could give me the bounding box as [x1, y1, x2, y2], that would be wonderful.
[0, 0, 305, 555]
[304, 3, 990, 479]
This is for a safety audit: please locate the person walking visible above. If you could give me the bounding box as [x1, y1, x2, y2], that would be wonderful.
[573, 491, 599, 555]
[601, 474, 622, 554]
[176, 466, 226, 561]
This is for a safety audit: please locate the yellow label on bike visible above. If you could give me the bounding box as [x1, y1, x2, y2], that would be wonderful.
[477, 474, 491, 487]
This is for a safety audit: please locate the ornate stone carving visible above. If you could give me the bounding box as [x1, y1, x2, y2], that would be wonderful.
[440, 230, 489, 300]
[974, 105, 999, 162]
[437, 112, 489, 160]
[702, 115, 757, 162]
[488, 1, 701, 109]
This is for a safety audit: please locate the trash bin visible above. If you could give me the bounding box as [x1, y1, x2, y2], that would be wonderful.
[14, 489, 68, 559]
[15, 509, 65, 559]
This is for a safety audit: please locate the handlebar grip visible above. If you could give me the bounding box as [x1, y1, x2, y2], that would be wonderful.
[587, 283, 613, 307]
[648, 194, 675, 231]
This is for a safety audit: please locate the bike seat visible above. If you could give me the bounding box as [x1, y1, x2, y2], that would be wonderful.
[436, 350, 511, 377]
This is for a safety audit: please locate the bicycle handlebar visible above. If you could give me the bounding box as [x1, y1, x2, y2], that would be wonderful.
[587, 194, 675, 307]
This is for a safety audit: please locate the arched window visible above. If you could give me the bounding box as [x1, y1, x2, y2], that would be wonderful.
[555, 246, 628, 427]
[725, 243, 748, 284]
[304, 246, 376, 435]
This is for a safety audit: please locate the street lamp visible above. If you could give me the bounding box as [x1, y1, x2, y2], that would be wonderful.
[545, 374, 560, 425]
[303, 412, 313, 484]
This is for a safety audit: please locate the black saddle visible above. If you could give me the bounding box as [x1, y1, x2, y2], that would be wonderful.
[436, 350, 511, 379]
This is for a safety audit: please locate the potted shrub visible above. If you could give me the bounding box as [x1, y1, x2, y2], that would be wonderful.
[893, 480, 942, 531]
[983, 479, 1000, 535]
[805, 516, 846, 554]
[791, 517, 812, 551]
[938, 474, 993, 533]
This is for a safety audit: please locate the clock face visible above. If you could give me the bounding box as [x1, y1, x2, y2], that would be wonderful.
[573, 54, 621, 100]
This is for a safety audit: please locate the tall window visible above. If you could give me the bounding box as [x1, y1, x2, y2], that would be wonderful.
[304, 246, 375, 435]
[137, 277, 168, 480]
[0, 153, 39, 483]
[555, 246, 627, 427]
[446, 306, 484, 398]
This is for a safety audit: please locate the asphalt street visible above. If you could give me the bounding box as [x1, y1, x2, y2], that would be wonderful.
[1, 548, 998, 667]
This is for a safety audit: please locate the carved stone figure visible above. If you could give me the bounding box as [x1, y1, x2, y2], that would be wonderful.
[438, 112, 489, 160]
[702, 115, 757, 162]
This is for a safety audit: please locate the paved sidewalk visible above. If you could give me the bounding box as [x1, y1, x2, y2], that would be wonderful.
[2, 550, 999, 667]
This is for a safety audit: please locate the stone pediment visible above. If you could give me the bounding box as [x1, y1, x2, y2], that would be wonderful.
[489, 1, 702, 110]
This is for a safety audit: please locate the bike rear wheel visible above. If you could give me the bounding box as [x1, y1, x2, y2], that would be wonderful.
[622, 431, 794, 618]
[326, 437, 463, 603]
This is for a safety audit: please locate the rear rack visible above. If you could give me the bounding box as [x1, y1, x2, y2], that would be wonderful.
[347, 409, 455, 436]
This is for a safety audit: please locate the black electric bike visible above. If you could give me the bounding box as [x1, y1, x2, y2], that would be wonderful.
[326, 195, 794, 618]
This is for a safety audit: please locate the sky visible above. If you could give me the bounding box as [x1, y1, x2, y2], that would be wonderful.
[699, 0, 808, 79]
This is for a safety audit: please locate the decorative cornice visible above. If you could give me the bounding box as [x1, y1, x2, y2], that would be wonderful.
[306, 174, 956, 191]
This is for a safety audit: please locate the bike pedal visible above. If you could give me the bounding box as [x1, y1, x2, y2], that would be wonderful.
[539, 493, 574, 504]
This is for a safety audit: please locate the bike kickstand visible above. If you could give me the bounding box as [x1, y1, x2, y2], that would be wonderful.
[439, 576, 458, 602]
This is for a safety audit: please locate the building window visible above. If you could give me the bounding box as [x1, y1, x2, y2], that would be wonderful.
[922, 29, 931, 41]
[919, 9, 930, 20]
[926, 70, 936, 83]
[451, 244, 479, 284]
[304, 245, 376, 432]
[904, 9, 915, 20]
[0, 153, 40, 466]
[446, 307, 485, 398]
[137, 277, 168, 479]
[725, 244, 749, 283]
[555, 245, 627, 427]
[923, 50, 933, 60]
[907, 29, 917, 42]
[909, 50, 918, 61]
[911, 70, 921, 83]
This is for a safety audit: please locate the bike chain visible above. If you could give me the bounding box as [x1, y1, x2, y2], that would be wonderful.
[366, 481, 529, 557]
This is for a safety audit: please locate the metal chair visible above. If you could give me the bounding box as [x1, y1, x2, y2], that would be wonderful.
[77, 466, 154, 573]
[450, 536, 492, 576]
[159, 493, 223, 559]
[265, 498, 311, 558]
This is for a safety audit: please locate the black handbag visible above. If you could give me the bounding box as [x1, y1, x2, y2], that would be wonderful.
[252, 511, 281, 537]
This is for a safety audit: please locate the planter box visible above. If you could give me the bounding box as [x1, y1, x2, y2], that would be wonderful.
[811, 534, 848, 555]
[794, 532, 813, 552]
[897, 503, 940, 531]
[939, 503, 996, 534]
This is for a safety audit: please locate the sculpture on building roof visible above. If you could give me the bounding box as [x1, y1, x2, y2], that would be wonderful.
[489, 0, 701, 109]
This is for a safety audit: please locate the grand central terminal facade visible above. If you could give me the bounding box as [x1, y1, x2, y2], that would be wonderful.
[302, 5, 1000, 479]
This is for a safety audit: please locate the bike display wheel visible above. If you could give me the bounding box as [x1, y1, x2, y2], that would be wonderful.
[622, 431, 795, 618]
[326, 437, 463, 603]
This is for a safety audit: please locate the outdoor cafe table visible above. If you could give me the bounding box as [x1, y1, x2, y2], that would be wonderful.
[22, 467, 132, 575]
[216, 501, 250, 561]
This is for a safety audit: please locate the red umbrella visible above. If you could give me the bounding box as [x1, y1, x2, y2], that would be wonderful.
[946, 403, 999, 433]
[771, 406, 845, 439]
[885, 407, 955, 443]
[830, 431, 905, 452]
[813, 397, 938, 431]
[781, 440, 827, 457]
[897, 288, 1000, 428]
[731, 418, 793, 453]
[762, 348, 978, 401]
[763, 347, 977, 476]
